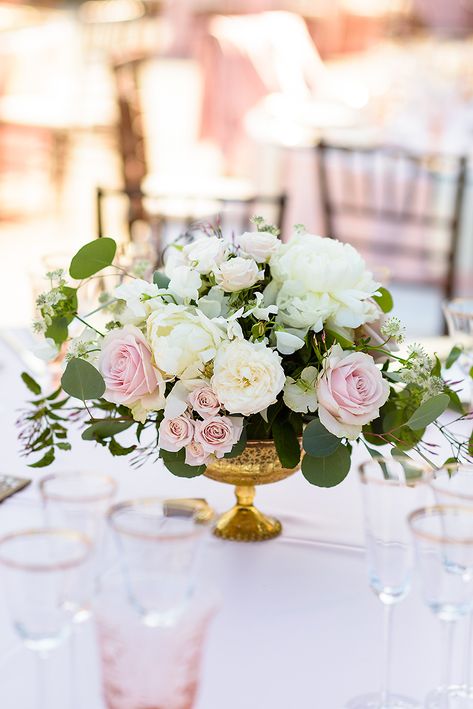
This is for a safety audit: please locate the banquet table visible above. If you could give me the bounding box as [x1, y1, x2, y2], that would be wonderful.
[0, 332, 470, 709]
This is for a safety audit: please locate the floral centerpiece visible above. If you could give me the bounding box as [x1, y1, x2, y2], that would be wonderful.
[19, 220, 472, 505]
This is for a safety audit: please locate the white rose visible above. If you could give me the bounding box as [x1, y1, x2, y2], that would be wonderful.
[269, 233, 380, 333]
[239, 231, 280, 262]
[183, 236, 225, 275]
[214, 257, 263, 293]
[168, 265, 202, 302]
[283, 366, 318, 414]
[147, 303, 225, 378]
[211, 339, 285, 416]
[275, 330, 305, 355]
[164, 244, 186, 278]
[114, 279, 162, 325]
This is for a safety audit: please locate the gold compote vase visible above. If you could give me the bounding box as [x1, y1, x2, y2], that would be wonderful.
[204, 440, 299, 542]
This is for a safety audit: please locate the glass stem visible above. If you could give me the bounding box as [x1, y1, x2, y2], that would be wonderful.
[35, 652, 48, 709]
[443, 620, 455, 690]
[380, 603, 394, 707]
[464, 612, 473, 691]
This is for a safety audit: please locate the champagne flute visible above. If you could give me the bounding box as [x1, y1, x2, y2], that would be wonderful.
[0, 528, 92, 709]
[430, 464, 473, 703]
[346, 456, 430, 709]
[409, 505, 473, 708]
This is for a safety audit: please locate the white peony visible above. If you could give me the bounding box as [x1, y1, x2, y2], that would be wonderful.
[183, 236, 225, 275]
[283, 366, 318, 414]
[114, 279, 163, 325]
[214, 257, 263, 293]
[269, 233, 380, 333]
[147, 304, 226, 378]
[239, 231, 280, 262]
[211, 339, 285, 416]
[168, 265, 202, 302]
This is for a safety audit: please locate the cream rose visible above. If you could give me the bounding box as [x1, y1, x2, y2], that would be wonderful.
[269, 233, 380, 333]
[183, 236, 225, 275]
[214, 257, 263, 293]
[239, 231, 280, 262]
[211, 339, 285, 416]
[317, 345, 390, 440]
[147, 304, 226, 378]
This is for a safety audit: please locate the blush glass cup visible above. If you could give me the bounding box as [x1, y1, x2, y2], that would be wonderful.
[346, 457, 430, 709]
[95, 570, 218, 709]
[409, 505, 473, 709]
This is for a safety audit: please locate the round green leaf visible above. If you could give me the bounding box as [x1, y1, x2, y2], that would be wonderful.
[153, 271, 170, 289]
[82, 420, 133, 441]
[164, 460, 207, 478]
[373, 287, 394, 314]
[61, 358, 106, 401]
[69, 238, 117, 279]
[301, 445, 351, 487]
[303, 418, 341, 457]
[406, 393, 450, 431]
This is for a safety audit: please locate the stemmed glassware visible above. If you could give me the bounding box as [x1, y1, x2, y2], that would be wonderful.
[97, 497, 217, 709]
[409, 505, 473, 709]
[0, 528, 92, 709]
[443, 298, 473, 407]
[346, 456, 430, 709]
[429, 464, 473, 705]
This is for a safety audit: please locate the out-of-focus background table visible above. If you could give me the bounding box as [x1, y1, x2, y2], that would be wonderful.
[0, 332, 469, 709]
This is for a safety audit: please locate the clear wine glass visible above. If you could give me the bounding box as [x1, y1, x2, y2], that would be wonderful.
[107, 497, 211, 628]
[409, 505, 473, 709]
[346, 456, 430, 709]
[429, 465, 473, 705]
[0, 528, 92, 709]
[443, 298, 473, 407]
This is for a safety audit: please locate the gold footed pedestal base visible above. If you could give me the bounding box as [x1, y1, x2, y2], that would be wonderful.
[204, 440, 299, 543]
[213, 484, 282, 542]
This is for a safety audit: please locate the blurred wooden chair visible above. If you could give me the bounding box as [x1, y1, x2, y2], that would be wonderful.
[96, 185, 287, 265]
[317, 142, 468, 301]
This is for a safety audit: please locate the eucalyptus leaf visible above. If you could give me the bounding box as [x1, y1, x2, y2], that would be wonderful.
[162, 451, 206, 478]
[373, 287, 394, 313]
[109, 439, 136, 456]
[446, 345, 463, 369]
[325, 328, 354, 349]
[303, 418, 341, 457]
[69, 238, 117, 279]
[21, 372, 42, 396]
[61, 358, 106, 401]
[273, 418, 301, 469]
[153, 271, 171, 289]
[469, 431, 473, 457]
[28, 448, 55, 468]
[301, 445, 351, 487]
[406, 393, 450, 431]
[45, 316, 69, 346]
[82, 420, 133, 441]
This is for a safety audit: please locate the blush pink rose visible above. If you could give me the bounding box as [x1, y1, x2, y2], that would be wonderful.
[188, 385, 221, 417]
[159, 415, 195, 453]
[194, 415, 243, 458]
[99, 325, 163, 406]
[185, 440, 210, 466]
[317, 344, 390, 440]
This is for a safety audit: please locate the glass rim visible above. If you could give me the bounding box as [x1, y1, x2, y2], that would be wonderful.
[107, 497, 210, 541]
[408, 505, 473, 545]
[0, 527, 92, 572]
[39, 471, 118, 504]
[359, 456, 430, 486]
[429, 464, 473, 501]
[443, 297, 473, 318]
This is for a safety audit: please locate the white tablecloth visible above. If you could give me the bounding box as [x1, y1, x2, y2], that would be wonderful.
[0, 333, 470, 709]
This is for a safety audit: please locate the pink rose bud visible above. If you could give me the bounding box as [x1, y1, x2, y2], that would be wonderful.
[317, 345, 390, 440]
[194, 415, 243, 458]
[188, 385, 221, 417]
[159, 415, 195, 453]
[185, 440, 210, 467]
[98, 324, 163, 406]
